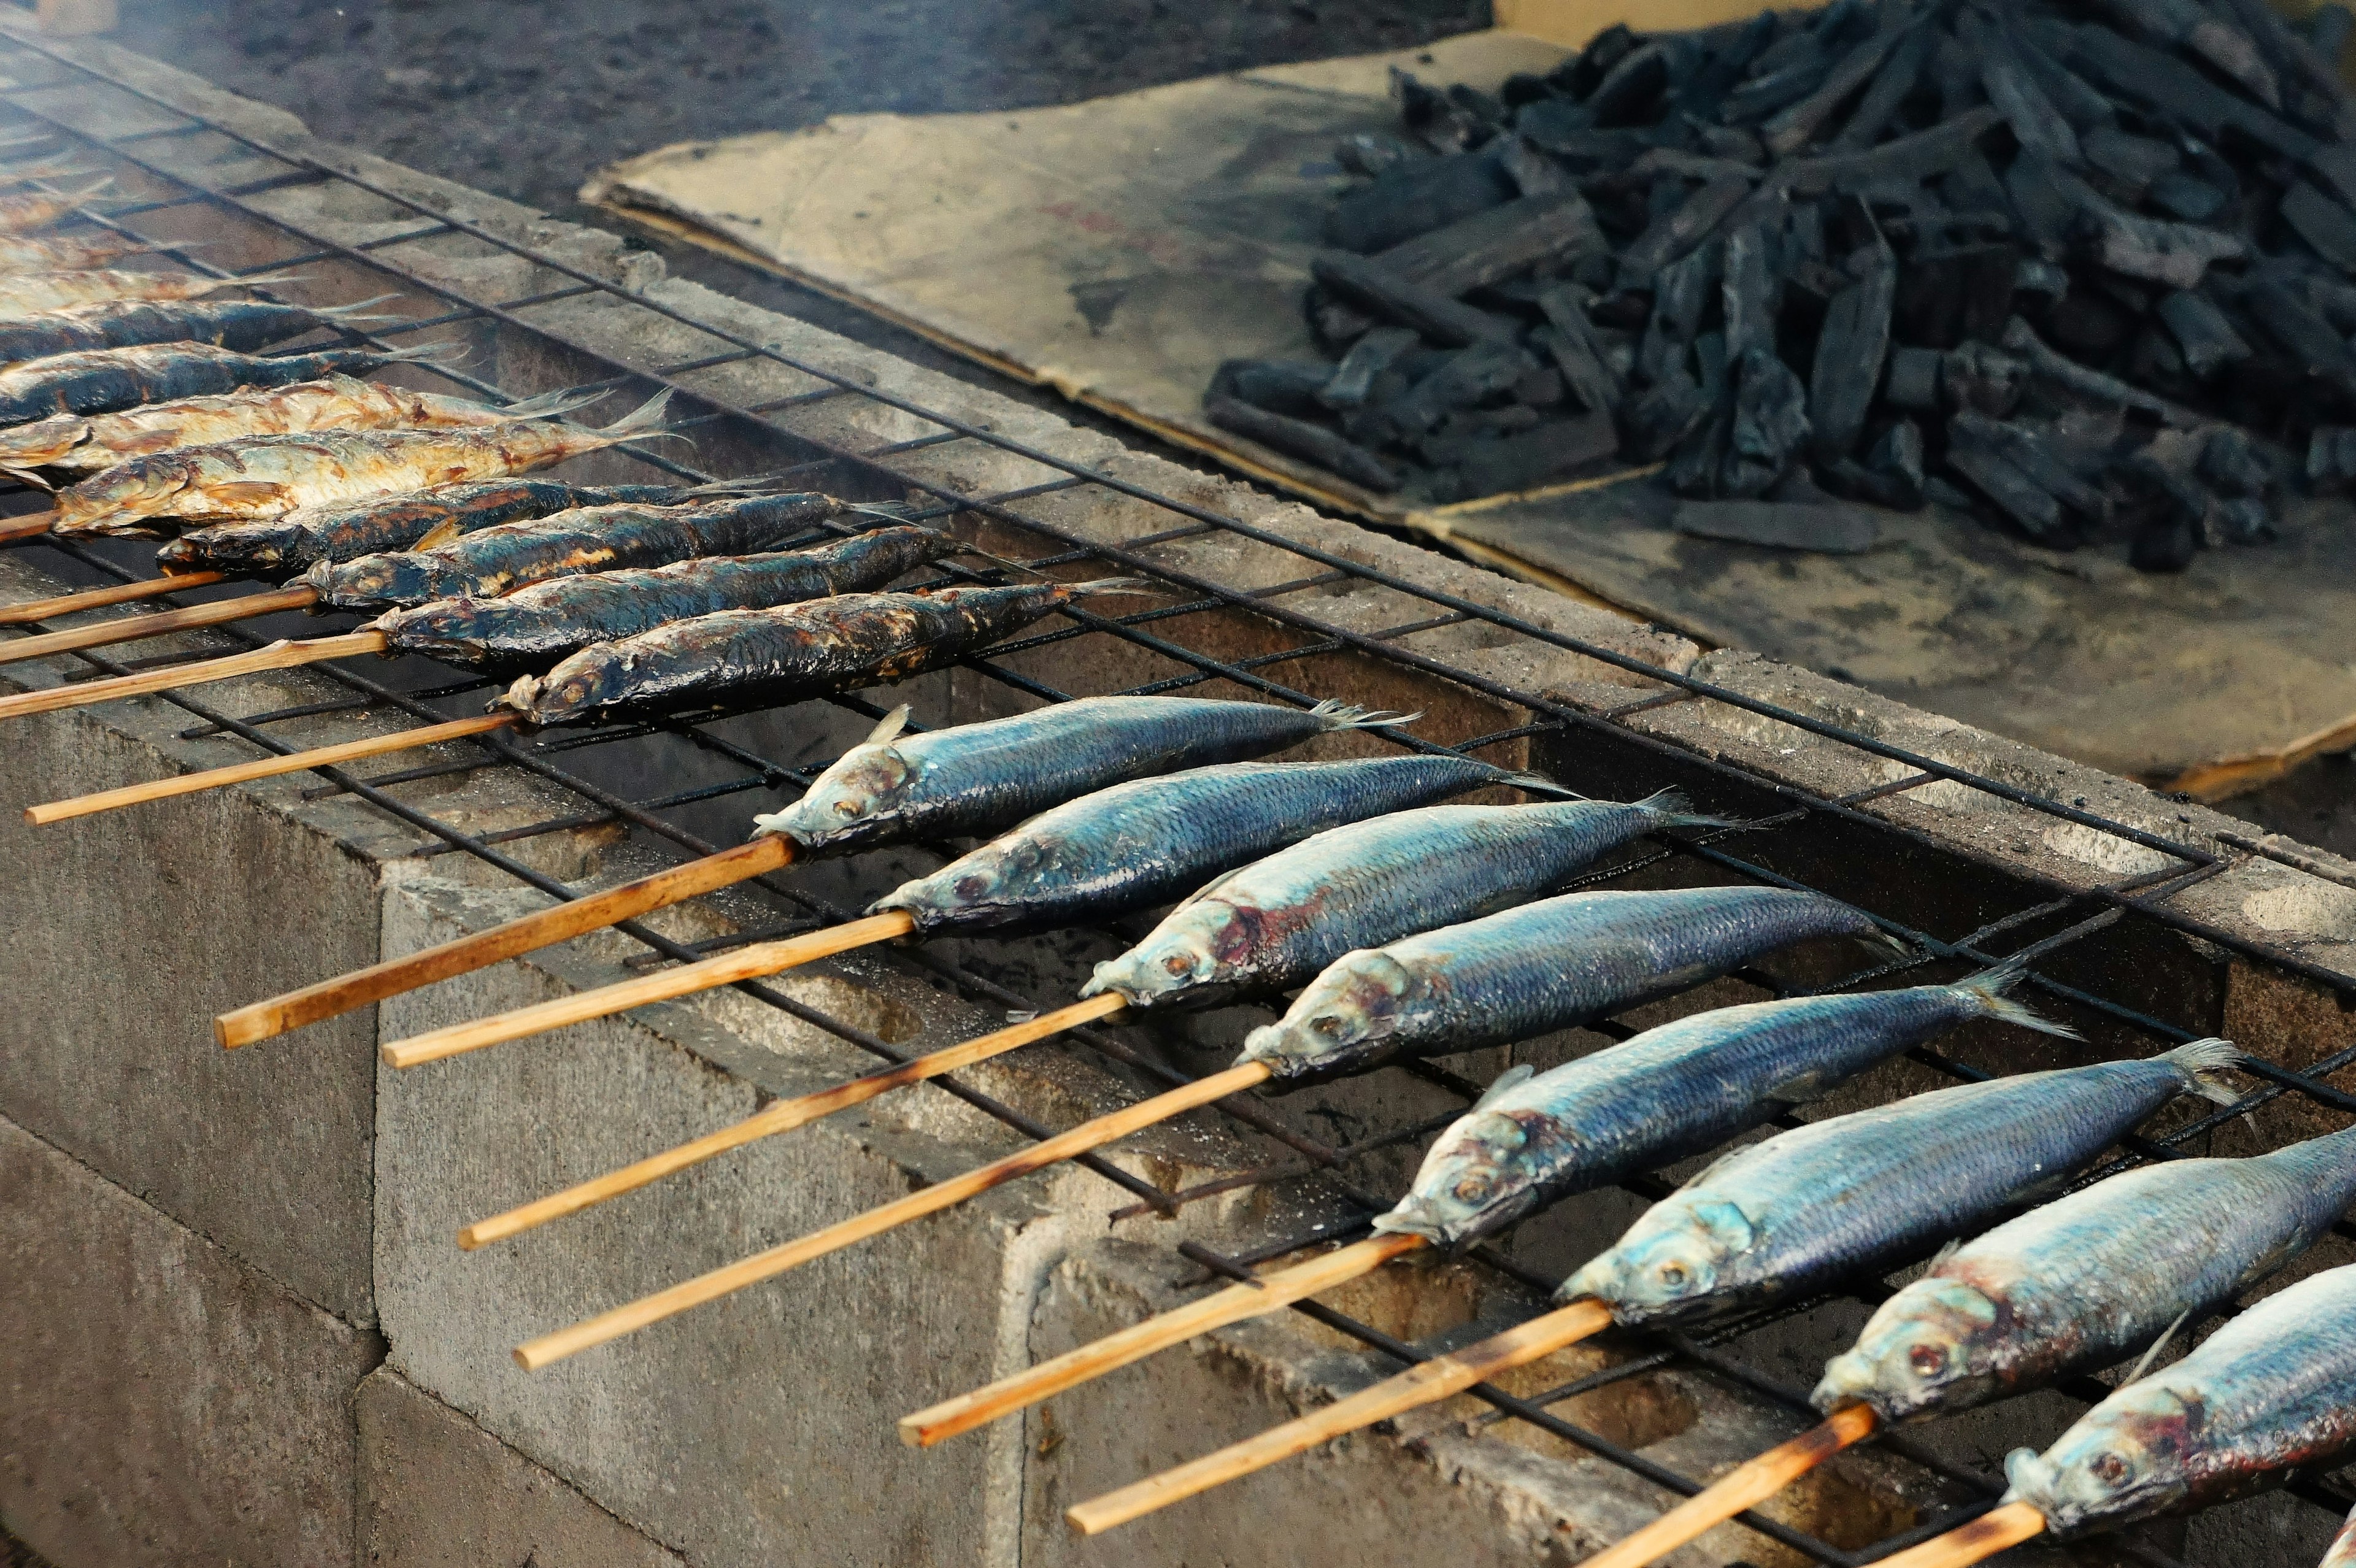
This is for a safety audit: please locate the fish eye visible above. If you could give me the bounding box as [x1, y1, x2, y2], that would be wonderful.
[832, 799, 860, 817]
[1908, 1344, 1946, 1377]
[953, 875, 988, 901]
[1309, 1015, 1344, 1038]
[2090, 1451, 2130, 1485]
[1657, 1262, 1688, 1289]
[1162, 953, 1192, 977]
[1452, 1174, 1490, 1202]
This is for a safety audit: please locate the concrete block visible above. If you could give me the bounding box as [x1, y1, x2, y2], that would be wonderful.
[0, 1112, 380, 1568]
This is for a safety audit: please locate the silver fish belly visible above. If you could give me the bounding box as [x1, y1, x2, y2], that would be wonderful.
[1817, 1124, 2356, 1425]
[2003, 1261, 2356, 1538]
[1557, 1039, 2244, 1330]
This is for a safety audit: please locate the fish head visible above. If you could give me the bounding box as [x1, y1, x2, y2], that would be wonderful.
[1237, 949, 1417, 1086]
[754, 741, 914, 851]
[1375, 1109, 1541, 1248]
[2001, 1384, 2197, 1538]
[871, 836, 1053, 931]
[1814, 1277, 2004, 1423]
[53, 458, 190, 529]
[1557, 1195, 1755, 1321]
[1083, 901, 1239, 1008]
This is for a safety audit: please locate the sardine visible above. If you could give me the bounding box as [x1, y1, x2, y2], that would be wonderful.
[1240, 886, 1896, 1090]
[871, 753, 1547, 938]
[0, 230, 156, 273]
[1557, 1038, 2244, 1329]
[0, 375, 599, 478]
[2322, 1505, 2356, 1568]
[152, 477, 710, 579]
[302, 491, 860, 611]
[500, 578, 1139, 729]
[753, 694, 1414, 855]
[1377, 957, 2076, 1251]
[0, 268, 300, 316]
[0, 342, 426, 429]
[52, 390, 672, 536]
[2001, 1260, 2356, 1538]
[0, 297, 380, 365]
[1083, 788, 1732, 1013]
[374, 525, 963, 668]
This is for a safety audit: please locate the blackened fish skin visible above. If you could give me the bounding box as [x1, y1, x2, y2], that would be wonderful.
[1818, 1124, 2356, 1425]
[1241, 886, 1893, 1089]
[755, 695, 1411, 856]
[502, 579, 1123, 729]
[1083, 788, 1715, 1013]
[2003, 1262, 2356, 1539]
[305, 493, 850, 610]
[1558, 1039, 2244, 1331]
[376, 526, 961, 669]
[155, 479, 693, 578]
[0, 299, 341, 364]
[0, 342, 400, 426]
[1379, 959, 2074, 1251]
[872, 754, 1533, 938]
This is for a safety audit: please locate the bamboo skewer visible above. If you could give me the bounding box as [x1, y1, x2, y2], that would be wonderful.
[0, 630, 386, 721]
[217, 836, 797, 1048]
[513, 1061, 1277, 1370]
[0, 511, 56, 544]
[1868, 1502, 2046, 1568]
[26, 711, 517, 824]
[1064, 1297, 1617, 1535]
[1575, 1404, 1882, 1568]
[0, 571, 224, 625]
[0, 583, 316, 665]
[461, 990, 1131, 1249]
[381, 909, 919, 1069]
[900, 1231, 1430, 1449]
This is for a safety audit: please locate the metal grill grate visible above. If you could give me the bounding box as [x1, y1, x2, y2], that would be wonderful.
[2, 28, 2353, 1566]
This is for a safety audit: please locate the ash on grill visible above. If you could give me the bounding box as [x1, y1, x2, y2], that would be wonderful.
[1208, 0, 2356, 572]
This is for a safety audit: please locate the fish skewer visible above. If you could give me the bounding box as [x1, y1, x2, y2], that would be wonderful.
[0, 295, 393, 366]
[509, 885, 1890, 1367]
[901, 958, 2075, 1448]
[1884, 1260, 2356, 1568]
[1063, 1038, 2243, 1534]
[468, 790, 1735, 1248]
[0, 340, 438, 432]
[0, 267, 304, 316]
[388, 748, 1540, 1070]
[216, 695, 1406, 1050]
[1591, 1121, 2356, 1568]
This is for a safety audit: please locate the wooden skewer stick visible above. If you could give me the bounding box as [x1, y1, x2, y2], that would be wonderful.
[1065, 1296, 1617, 1535]
[382, 909, 918, 1069]
[0, 511, 56, 544]
[1576, 1404, 1882, 1568]
[513, 1061, 1276, 1371]
[461, 990, 1131, 1250]
[26, 712, 517, 825]
[1863, 1502, 2046, 1568]
[0, 571, 225, 625]
[900, 1230, 1429, 1449]
[217, 836, 796, 1049]
[0, 583, 317, 666]
[0, 631, 387, 721]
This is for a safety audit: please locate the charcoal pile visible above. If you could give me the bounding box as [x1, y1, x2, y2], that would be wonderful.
[1203, 0, 2356, 571]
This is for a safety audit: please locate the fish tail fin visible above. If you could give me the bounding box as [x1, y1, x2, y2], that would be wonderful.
[306, 293, 404, 323]
[379, 340, 472, 369]
[596, 389, 676, 434]
[1499, 768, 1579, 798]
[1856, 924, 1913, 961]
[495, 382, 611, 421]
[1064, 577, 1161, 599]
[842, 499, 919, 524]
[1950, 952, 2080, 1039]
[0, 464, 55, 491]
[1633, 784, 1752, 833]
[2165, 1037, 2247, 1105]
[678, 469, 804, 496]
[228, 271, 313, 293]
[1308, 698, 1422, 732]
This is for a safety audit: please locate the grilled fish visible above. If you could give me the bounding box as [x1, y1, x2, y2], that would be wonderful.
[0, 342, 428, 429]
[1378, 957, 2075, 1251]
[153, 477, 712, 579]
[2002, 1261, 2356, 1538]
[374, 525, 963, 669]
[1239, 886, 1895, 1089]
[304, 491, 861, 611]
[0, 296, 379, 365]
[53, 389, 672, 536]
[0, 268, 299, 315]
[0, 231, 156, 273]
[1815, 1124, 2356, 1424]
[754, 694, 1413, 855]
[872, 754, 1547, 938]
[501, 578, 1136, 729]
[0, 375, 598, 479]
[1557, 1039, 2244, 1329]
[1084, 788, 1729, 1013]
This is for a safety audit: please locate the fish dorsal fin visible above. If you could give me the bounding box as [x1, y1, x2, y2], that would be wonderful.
[1927, 1237, 1962, 1272]
[412, 517, 463, 552]
[864, 703, 911, 748]
[1473, 1063, 1536, 1112]
[2125, 1309, 2192, 1385]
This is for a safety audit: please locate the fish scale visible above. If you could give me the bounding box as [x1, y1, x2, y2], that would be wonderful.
[1558, 1037, 2243, 1329]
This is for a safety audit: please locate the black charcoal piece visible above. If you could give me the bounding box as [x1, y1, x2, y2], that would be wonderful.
[1420, 404, 1544, 463]
[2002, 316, 2200, 425]
[1387, 339, 1536, 435]
[1533, 283, 1624, 412]
[2304, 271, 2356, 331]
[2311, 4, 2354, 58]
[2005, 17, 2116, 133]
[1212, 359, 1334, 417]
[2081, 128, 2179, 196]
[1453, 412, 1622, 496]
[1668, 329, 1732, 497]
[2128, 326, 2192, 394]
[1676, 12, 1779, 117]
[2004, 152, 2077, 260]
[2146, 172, 2229, 225]
[2072, 192, 2247, 291]
[1762, 9, 1923, 157]
[1554, 22, 1637, 98]
[2200, 427, 2274, 498]
[1865, 417, 1929, 507]
[1673, 498, 1881, 551]
[1312, 298, 1375, 351]
[1311, 252, 1519, 347]
[1896, 242, 2020, 350]
[2308, 425, 2356, 487]
[1324, 150, 1517, 253]
[1319, 326, 1421, 410]
[1587, 41, 1671, 126]
[1884, 345, 1945, 411]
[2281, 182, 2356, 272]
[1495, 135, 1574, 198]
[1696, 125, 1766, 164]
[1946, 442, 2067, 539]
[1950, 412, 2109, 523]
[1500, 73, 1555, 109]
[1638, 240, 1720, 383]
[2238, 272, 2356, 398]
[1720, 221, 1776, 361]
[1617, 173, 1755, 280]
[1393, 69, 1497, 153]
[1336, 133, 1419, 179]
[2014, 258, 2070, 299]
[1940, 148, 2011, 220]
[2157, 290, 2254, 378]
[1923, 475, 1975, 510]
[2130, 508, 2198, 571]
[2122, 446, 2214, 548]
[1940, 342, 2028, 418]
[1976, 26, 2082, 166]
[1779, 107, 2007, 196]
[1722, 46, 1839, 129]
[1930, 29, 1985, 119]
[2065, 27, 2316, 162]
[1722, 346, 1811, 498]
[1203, 393, 1402, 493]
[1807, 237, 1895, 459]
[1516, 364, 1566, 405]
[2044, 285, 2137, 357]
[1619, 369, 1712, 461]
[1831, 23, 1932, 151]
[1372, 191, 1604, 298]
[2209, 495, 2274, 543]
